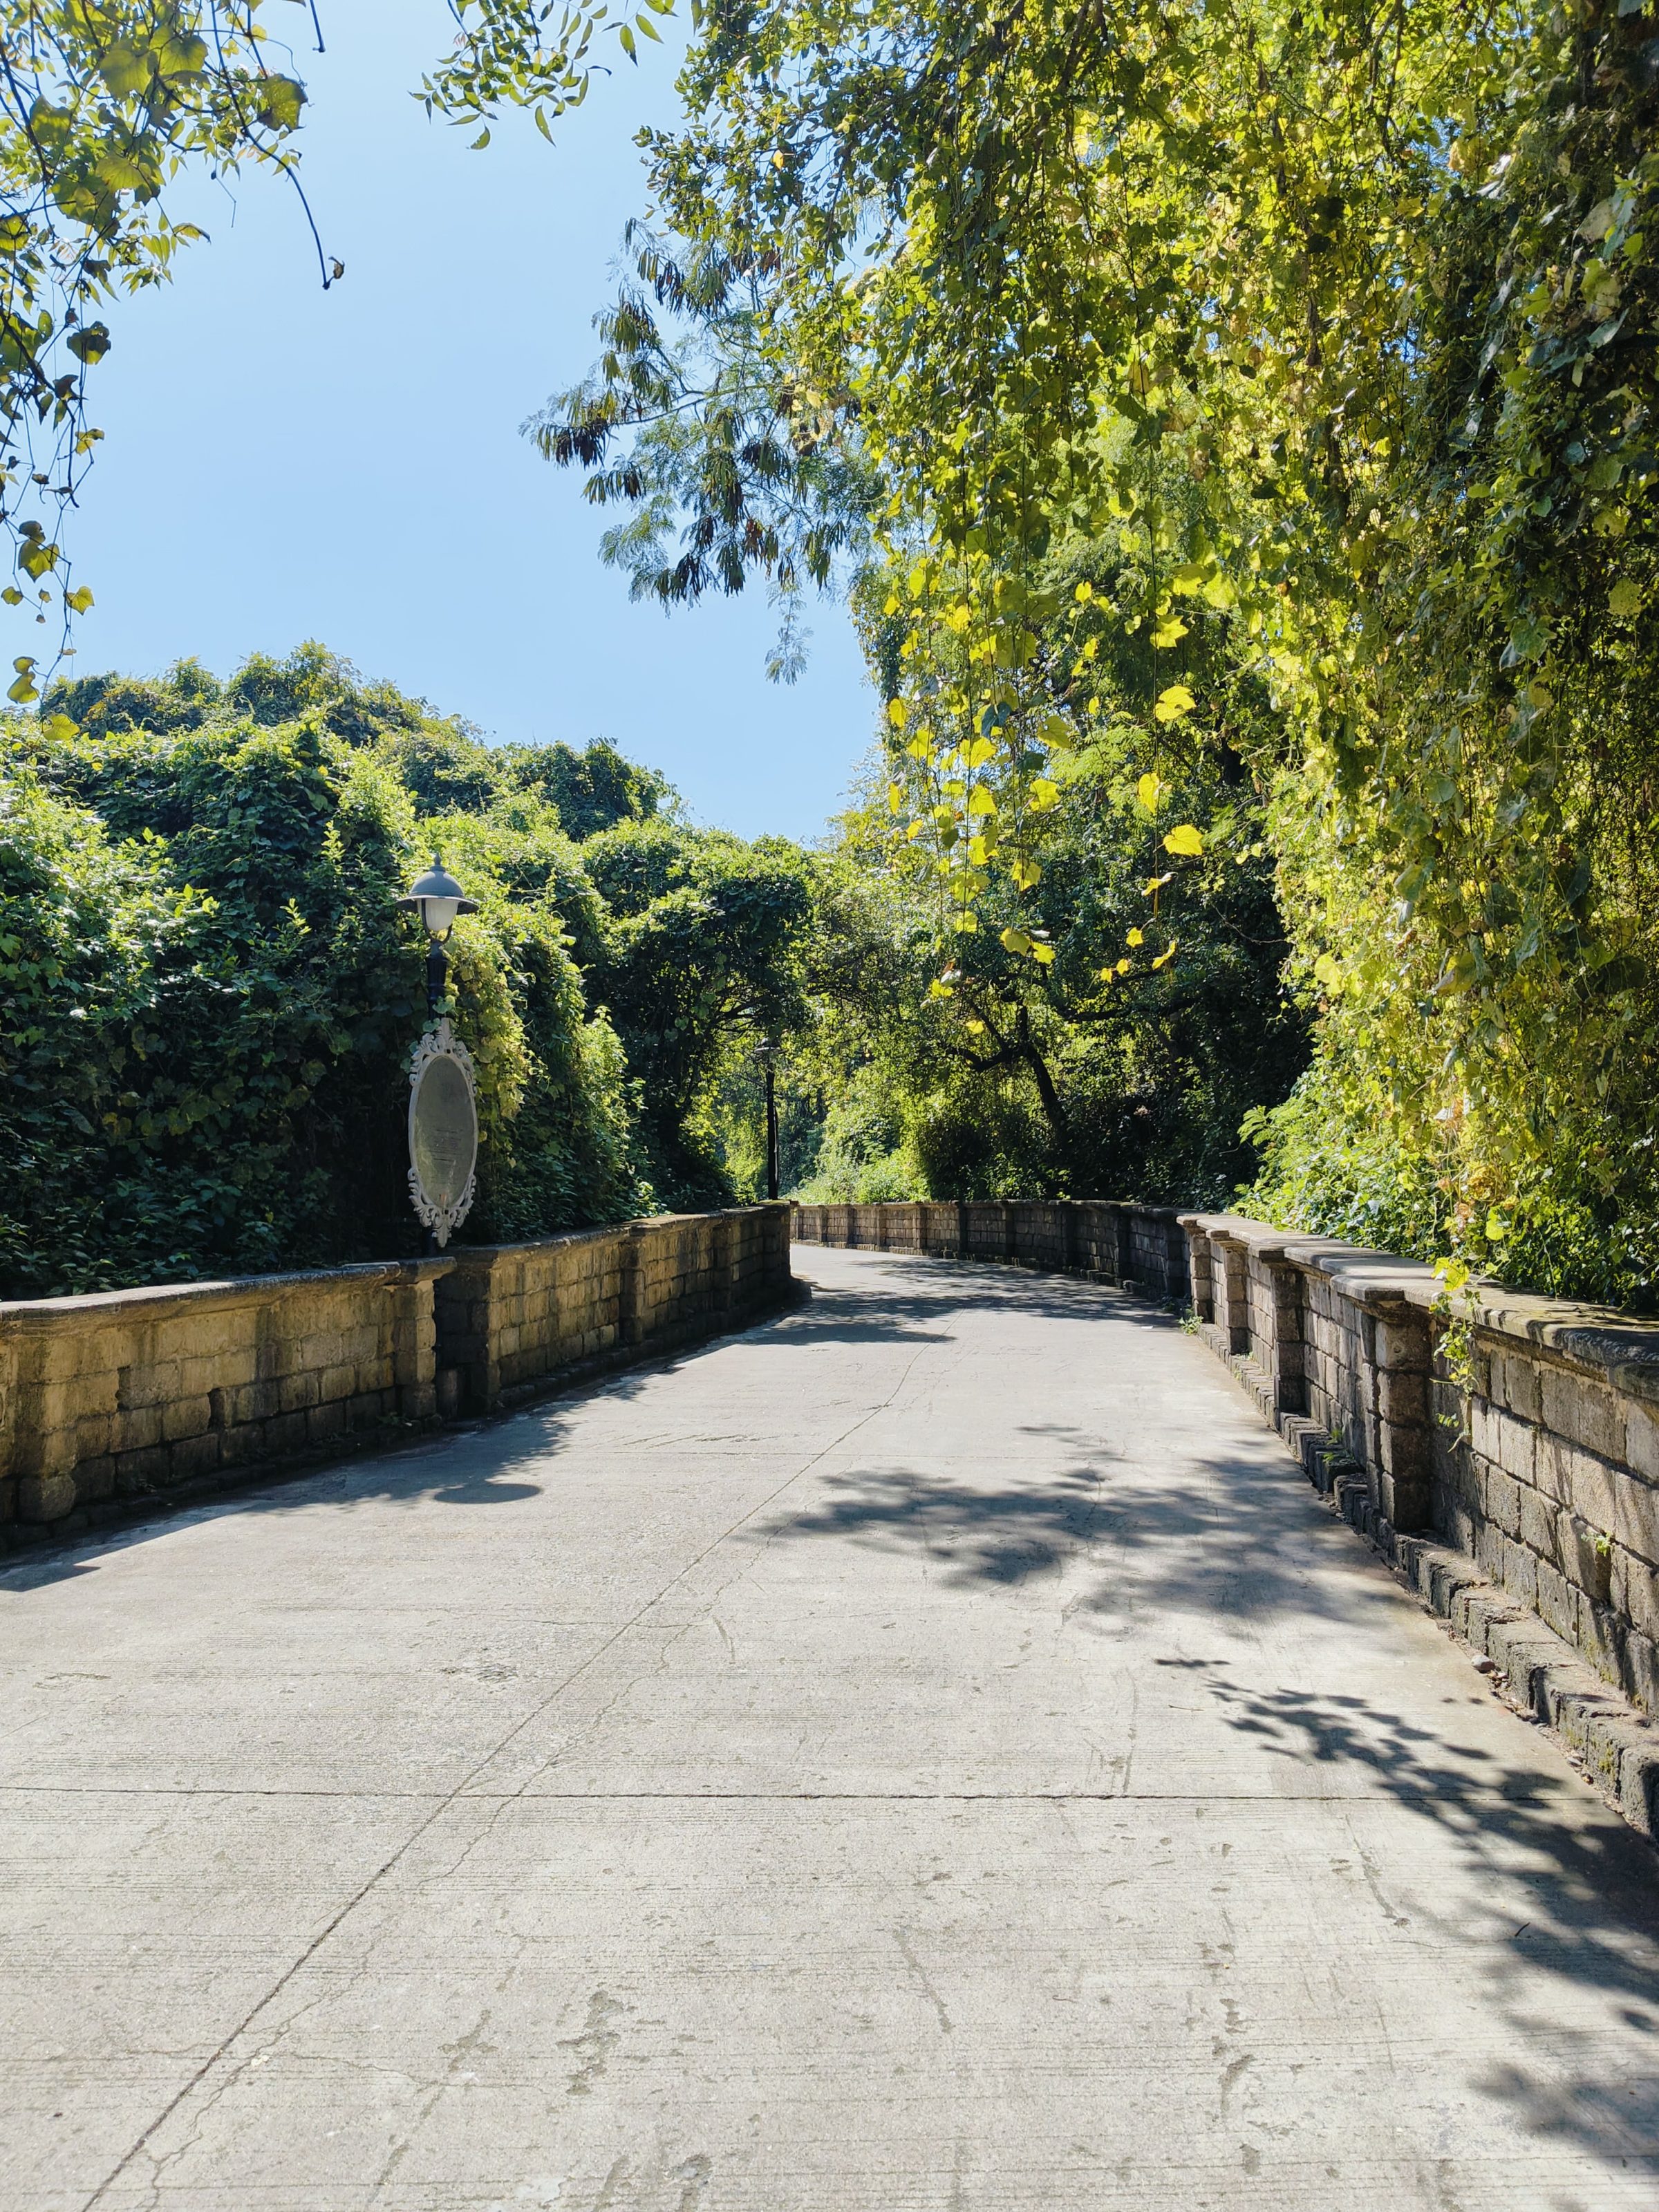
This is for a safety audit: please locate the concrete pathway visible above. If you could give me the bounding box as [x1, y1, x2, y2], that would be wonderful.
[4, 1247, 1659, 2211]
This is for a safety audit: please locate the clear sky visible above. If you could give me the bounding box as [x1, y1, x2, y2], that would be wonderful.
[36, 1, 874, 841]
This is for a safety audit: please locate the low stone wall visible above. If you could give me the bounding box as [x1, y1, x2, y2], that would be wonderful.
[435, 1205, 794, 1414]
[0, 1259, 447, 1537]
[1180, 1210, 1659, 1720]
[1, 1206, 795, 1542]
[790, 1199, 1190, 1303]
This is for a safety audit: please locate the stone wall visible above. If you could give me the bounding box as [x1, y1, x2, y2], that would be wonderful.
[0, 1259, 446, 1537]
[790, 1199, 1190, 1302]
[1, 1206, 795, 1543]
[1180, 1210, 1659, 1719]
[435, 1205, 794, 1414]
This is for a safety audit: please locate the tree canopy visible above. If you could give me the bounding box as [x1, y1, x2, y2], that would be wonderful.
[0, 646, 813, 1295]
[532, 0, 1659, 1304]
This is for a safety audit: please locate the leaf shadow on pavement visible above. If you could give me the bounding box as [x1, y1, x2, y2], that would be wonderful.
[1199, 1662, 1659, 2187]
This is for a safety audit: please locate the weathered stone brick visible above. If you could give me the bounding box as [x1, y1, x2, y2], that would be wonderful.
[1517, 1485, 1559, 1565]
[1628, 1396, 1659, 1484]
[115, 1445, 169, 1491]
[1502, 1535, 1540, 1609]
[17, 1472, 77, 1521]
[1559, 1512, 1614, 1606]
[1534, 1555, 1579, 1642]
[1490, 1347, 1544, 1425]
[169, 1432, 221, 1481]
[1534, 1432, 1618, 1524]
[161, 1394, 212, 1444]
[1475, 1516, 1507, 1583]
[1483, 1463, 1523, 1538]
[1541, 1362, 1627, 1464]
[1613, 1471, 1659, 1569]
[1622, 1627, 1659, 1716]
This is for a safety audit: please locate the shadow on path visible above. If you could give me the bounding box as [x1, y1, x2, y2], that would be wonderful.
[1203, 1665, 1659, 2180]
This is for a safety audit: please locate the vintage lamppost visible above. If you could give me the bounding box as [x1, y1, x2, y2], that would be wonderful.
[397, 858, 478, 1013]
[752, 1036, 780, 1202]
[397, 859, 480, 1249]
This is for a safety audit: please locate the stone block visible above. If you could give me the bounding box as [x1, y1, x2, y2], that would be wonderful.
[307, 1400, 347, 1445]
[317, 1361, 357, 1405]
[1373, 1312, 1429, 1371]
[217, 1422, 266, 1469]
[1628, 1397, 1659, 1484]
[1611, 1546, 1659, 1640]
[169, 1431, 221, 1482]
[277, 1370, 321, 1416]
[1534, 1555, 1579, 1643]
[1535, 1432, 1617, 1524]
[73, 1412, 113, 1461]
[75, 1455, 116, 1503]
[1517, 1484, 1559, 1565]
[1483, 1464, 1522, 1539]
[111, 1401, 162, 1455]
[1472, 1400, 1536, 1484]
[1485, 1618, 1561, 1714]
[229, 1380, 279, 1427]
[1432, 1494, 1477, 1557]
[1491, 1348, 1544, 1425]
[118, 1358, 180, 1410]
[1579, 1599, 1626, 1685]
[1613, 1470, 1659, 1570]
[1560, 1512, 1614, 1606]
[1541, 1362, 1626, 1465]
[1378, 1367, 1427, 1427]
[1619, 1736, 1659, 1837]
[115, 1445, 169, 1492]
[17, 1471, 78, 1521]
[161, 1394, 212, 1445]
[263, 1411, 309, 1457]
[1623, 1628, 1659, 1715]
[1501, 1535, 1539, 1610]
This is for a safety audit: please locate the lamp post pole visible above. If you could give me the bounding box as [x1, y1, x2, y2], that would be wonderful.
[753, 1039, 780, 1202]
[396, 860, 480, 1254]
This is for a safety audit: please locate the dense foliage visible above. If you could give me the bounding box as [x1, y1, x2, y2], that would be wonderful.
[0, 646, 810, 1296]
[535, 0, 1659, 1306]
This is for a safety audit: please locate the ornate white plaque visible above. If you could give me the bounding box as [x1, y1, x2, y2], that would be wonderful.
[407, 1018, 478, 1247]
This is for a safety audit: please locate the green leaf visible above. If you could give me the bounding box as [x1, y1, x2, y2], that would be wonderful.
[66, 324, 111, 365]
[97, 43, 151, 99]
[619, 23, 637, 57]
[1609, 579, 1642, 620]
[256, 76, 308, 133]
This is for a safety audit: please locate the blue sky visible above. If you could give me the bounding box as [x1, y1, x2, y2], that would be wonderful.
[39, 1, 873, 840]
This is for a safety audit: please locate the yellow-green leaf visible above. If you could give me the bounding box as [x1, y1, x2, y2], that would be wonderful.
[1163, 824, 1205, 856]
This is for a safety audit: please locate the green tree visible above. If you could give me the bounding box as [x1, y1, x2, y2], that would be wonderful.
[581, 816, 816, 1203]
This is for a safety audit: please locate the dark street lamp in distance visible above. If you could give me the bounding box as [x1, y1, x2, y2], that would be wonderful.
[752, 1037, 780, 1201]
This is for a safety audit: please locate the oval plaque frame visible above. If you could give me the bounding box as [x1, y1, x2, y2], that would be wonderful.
[407, 1017, 478, 1248]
